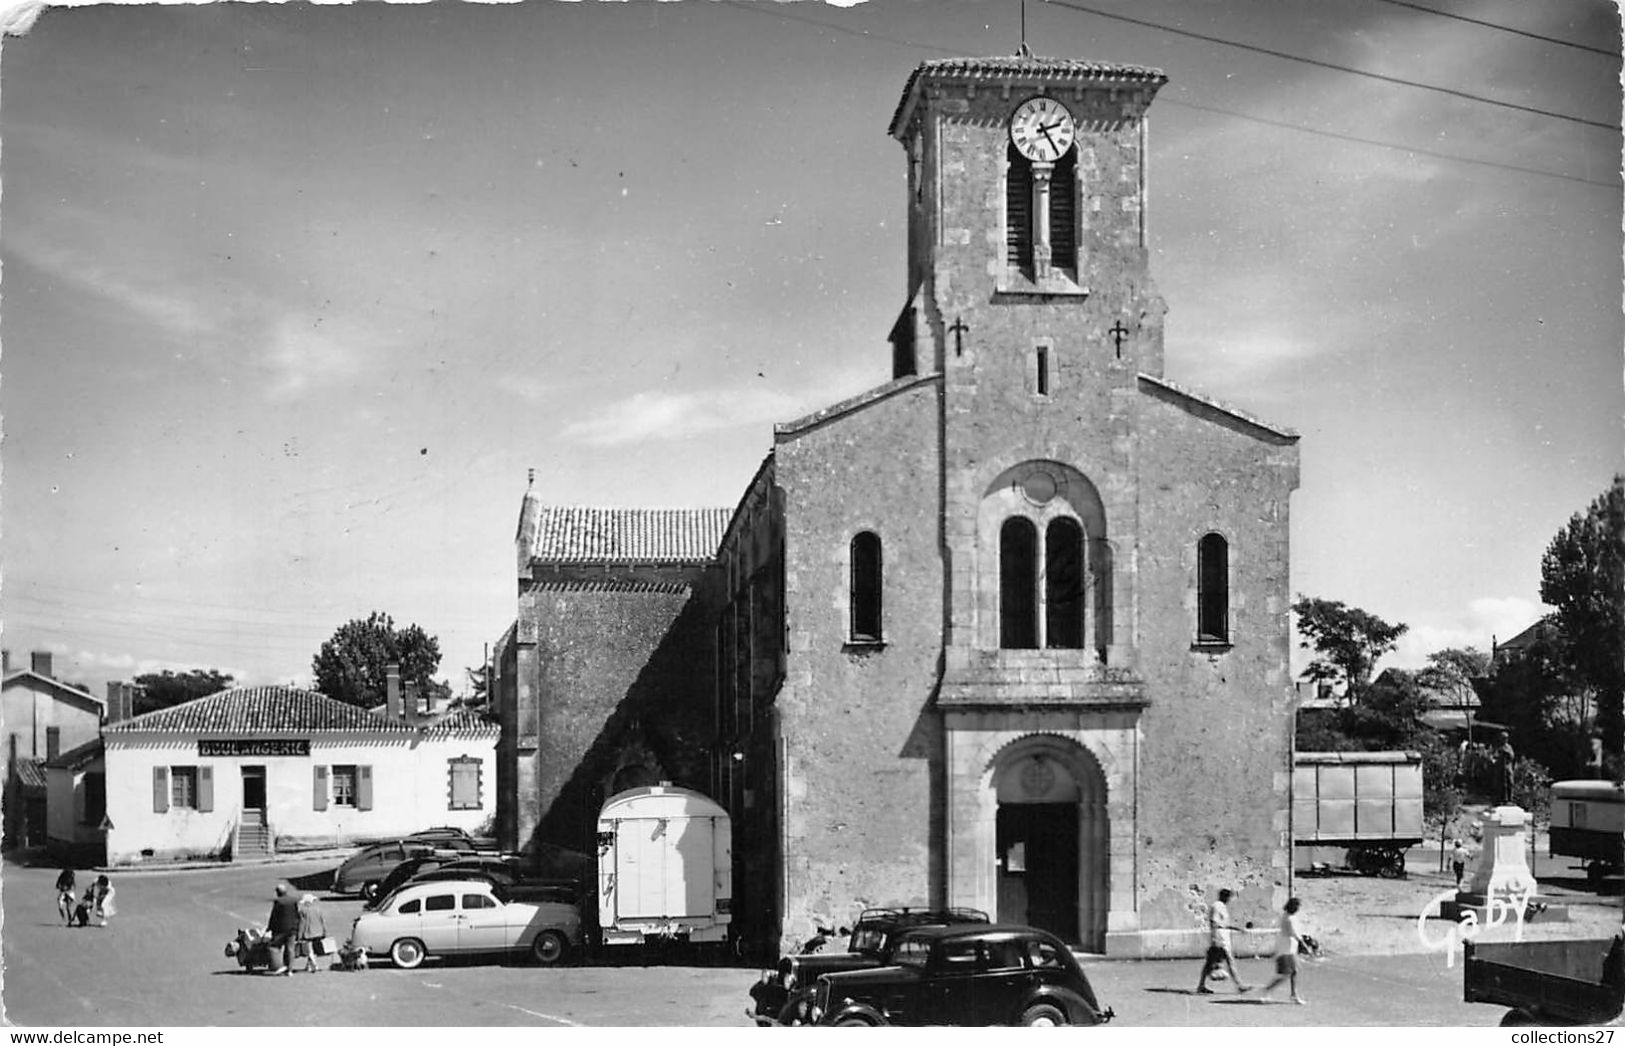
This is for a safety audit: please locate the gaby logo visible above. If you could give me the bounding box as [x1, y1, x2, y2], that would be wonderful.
[1414, 885, 1535, 967]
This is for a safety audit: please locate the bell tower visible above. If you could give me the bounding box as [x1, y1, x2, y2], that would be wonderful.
[888, 56, 1169, 384]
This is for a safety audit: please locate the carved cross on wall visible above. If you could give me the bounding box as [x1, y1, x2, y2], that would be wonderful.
[949, 316, 970, 357]
[1109, 320, 1130, 359]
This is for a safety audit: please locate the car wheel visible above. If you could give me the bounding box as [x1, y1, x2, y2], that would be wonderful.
[531, 930, 568, 966]
[360, 881, 380, 903]
[390, 938, 426, 969]
[1019, 1003, 1068, 1027]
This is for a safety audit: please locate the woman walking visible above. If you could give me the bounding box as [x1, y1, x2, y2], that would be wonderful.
[1257, 897, 1308, 1005]
[296, 893, 327, 973]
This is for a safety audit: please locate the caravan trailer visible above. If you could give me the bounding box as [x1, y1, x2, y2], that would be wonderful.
[596, 784, 732, 948]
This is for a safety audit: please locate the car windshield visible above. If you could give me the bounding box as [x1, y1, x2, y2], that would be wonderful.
[849, 928, 886, 953]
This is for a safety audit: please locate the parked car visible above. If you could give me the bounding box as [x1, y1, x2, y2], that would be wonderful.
[364, 853, 465, 910]
[410, 853, 528, 885]
[807, 924, 1112, 1027]
[407, 862, 585, 904]
[346, 878, 582, 968]
[332, 837, 476, 901]
[404, 826, 488, 848]
[751, 907, 990, 1026]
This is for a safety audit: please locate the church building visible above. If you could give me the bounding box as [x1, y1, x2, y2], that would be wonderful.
[493, 55, 1300, 959]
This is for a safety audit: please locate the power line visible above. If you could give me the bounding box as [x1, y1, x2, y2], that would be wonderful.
[1044, 0, 1620, 131]
[719, 0, 1617, 189]
[1371, 0, 1618, 58]
[1163, 95, 1620, 189]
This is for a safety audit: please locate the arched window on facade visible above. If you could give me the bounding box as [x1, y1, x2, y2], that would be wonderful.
[1197, 532, 1229, 644]
[1000, 518, 1039, 649]
[1046, 518, 1085, 649]
[850, 531, 883, 643]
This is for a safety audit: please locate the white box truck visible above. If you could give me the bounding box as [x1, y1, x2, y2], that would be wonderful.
[596, 784, 732, 947]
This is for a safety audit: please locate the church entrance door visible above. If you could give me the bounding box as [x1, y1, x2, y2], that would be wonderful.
[996, 801, 1079, 943]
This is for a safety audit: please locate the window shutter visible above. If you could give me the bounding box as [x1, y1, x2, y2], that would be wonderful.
[152, 766, 169, 813]
[198, 765, 214, 813]
[313, 765, 328, 812]
[357, 765, 373, 811]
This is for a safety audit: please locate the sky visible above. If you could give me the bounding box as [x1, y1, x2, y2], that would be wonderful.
[1, 0, 1619, 699]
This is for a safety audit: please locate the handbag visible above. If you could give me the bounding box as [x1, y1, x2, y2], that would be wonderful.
[314, 936, 338, 956]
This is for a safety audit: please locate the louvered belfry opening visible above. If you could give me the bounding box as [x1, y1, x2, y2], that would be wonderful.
[1007, 144, 1078, 278]
[1048, 148, 1077, 273]
[1006, 144, 1033, 271]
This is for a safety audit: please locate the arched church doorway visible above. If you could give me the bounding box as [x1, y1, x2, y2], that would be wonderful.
[992, 740, 1107, 950]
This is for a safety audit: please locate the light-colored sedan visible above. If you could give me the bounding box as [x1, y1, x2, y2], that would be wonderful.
[348, 878, 582, 968]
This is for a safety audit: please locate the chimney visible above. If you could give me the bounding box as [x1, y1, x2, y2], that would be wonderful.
[105, 681, 135, 724]
[404, 681, 419, 725]
[30, 651, 52, 678]
[385, 663, 402, 720]
[423, 685, 436, 718]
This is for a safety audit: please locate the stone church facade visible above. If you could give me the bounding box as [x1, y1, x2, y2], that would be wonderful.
[493, 55, 1300, 958]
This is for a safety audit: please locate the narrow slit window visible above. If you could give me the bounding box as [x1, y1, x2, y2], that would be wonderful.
[1197, 532, 1230, 643]
[1036, 346, 1050, 396]
[850, 531, 883, 642]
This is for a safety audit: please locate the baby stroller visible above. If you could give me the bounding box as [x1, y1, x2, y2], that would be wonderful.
[224, 927, 279, 973]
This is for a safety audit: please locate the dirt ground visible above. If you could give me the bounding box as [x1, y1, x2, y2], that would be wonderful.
[1283, 839, 1622, 958]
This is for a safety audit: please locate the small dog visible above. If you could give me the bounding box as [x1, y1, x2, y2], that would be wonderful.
[336, 943, 368, 971]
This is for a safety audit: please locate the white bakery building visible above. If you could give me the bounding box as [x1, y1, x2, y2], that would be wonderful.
[94, 684, 497, 865]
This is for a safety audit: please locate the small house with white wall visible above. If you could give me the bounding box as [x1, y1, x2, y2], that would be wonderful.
[3, 650, 105, 848]
[100, 685, 497, 865]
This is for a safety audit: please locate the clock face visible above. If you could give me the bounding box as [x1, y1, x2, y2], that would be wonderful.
[1009, 96, 1076, 163]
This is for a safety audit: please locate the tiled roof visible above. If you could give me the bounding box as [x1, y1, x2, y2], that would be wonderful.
[45, 737, 104, 771]
[419, 707, 500, 738]
[14, 757, 48, 790]
[528, 506, 730, 564]
[530, 578, 695, 595]
[891, 55, 1168, 135]
[104, 686, 417, 735]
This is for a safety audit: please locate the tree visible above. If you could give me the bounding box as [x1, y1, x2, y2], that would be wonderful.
[1292, 596, 1409, 703]
[1540, 477, 1624, 770]
[132, 669, 236, 715]
[1417, 646, 1490, 706]
[311, 612, 444, 710]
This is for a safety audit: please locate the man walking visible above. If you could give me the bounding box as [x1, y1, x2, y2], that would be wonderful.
[1195, 888, 1251, 994]
[265, 882, 301, 975]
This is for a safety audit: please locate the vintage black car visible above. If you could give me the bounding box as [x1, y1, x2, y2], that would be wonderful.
[750, 907, 989, 1026]
[807, 924, 1112, 1027]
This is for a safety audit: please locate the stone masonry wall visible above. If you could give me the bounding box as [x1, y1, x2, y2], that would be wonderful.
[774, 378, 944, 942]
[519, 566, 719, 856]
[1132, 388, 1299, 951]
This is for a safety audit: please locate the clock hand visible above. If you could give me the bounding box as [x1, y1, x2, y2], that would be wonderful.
[1039, 123, 1060, 153]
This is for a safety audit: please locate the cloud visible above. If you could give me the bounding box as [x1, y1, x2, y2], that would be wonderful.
[9, 234, 218, 340]
[560, 374, 868, 447]
[1384, 595, 1545, 669]
[496, 375, 556, 404]
[260, 314, 376, 400]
